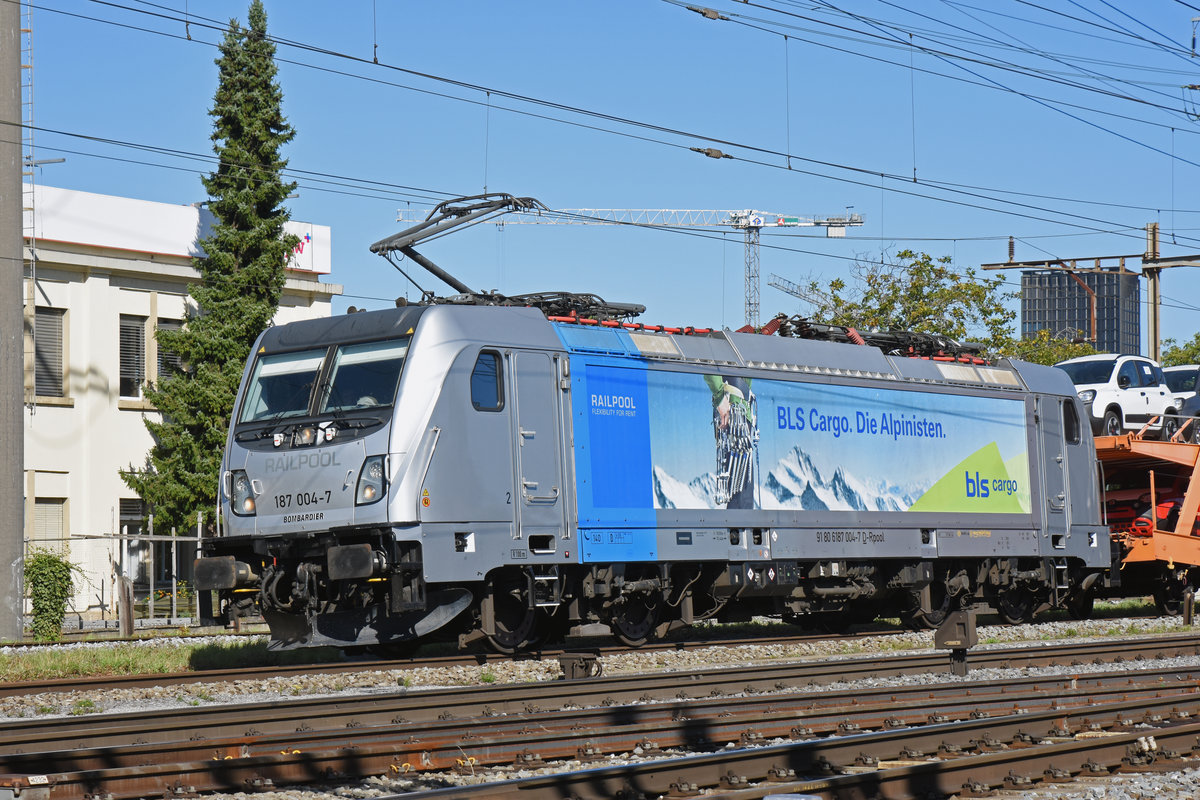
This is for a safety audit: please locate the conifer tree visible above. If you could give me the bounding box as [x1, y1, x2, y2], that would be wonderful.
[122, 0, 297, 532]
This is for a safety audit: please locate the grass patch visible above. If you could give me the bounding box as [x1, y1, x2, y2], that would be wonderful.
[0, 644, 192, 681]
[0, 638, 345, 682]
[69, 698, 98, 715]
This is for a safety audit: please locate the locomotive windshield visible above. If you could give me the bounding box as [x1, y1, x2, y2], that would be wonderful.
[239, 349, 326, 422]
[238, 337, 411, 424]
[318, 339, 409, 412]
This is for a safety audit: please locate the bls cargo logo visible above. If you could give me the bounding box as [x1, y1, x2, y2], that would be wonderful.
[965, 471, 1020, 498]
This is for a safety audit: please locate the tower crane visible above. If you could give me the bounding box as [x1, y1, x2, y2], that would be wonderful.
[396, 206, 863, 328]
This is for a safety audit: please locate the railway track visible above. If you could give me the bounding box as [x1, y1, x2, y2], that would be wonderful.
[0, 625, 913, 699]
[430, 692, 1200, 800]
[2, 634, 1200, 799]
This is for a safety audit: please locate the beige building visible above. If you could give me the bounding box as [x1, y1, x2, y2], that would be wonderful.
[22, 185, 342, 618]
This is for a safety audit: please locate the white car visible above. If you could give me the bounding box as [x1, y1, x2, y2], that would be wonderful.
[1163, 364, 1200, 409]
[1056, 354, 1178, 439]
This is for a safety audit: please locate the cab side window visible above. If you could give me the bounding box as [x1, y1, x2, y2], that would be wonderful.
[1063, 399, 1081, 445]
[470, 351, 504, 411]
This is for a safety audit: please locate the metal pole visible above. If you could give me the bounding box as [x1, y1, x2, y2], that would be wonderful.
[0, 0, 26, 642]
[170, 526, 177, 621]
[1147, 223, 1161, 361]
[194, 512, 202, 623]
[147, 514, 154, 621]
[118, 525, 133, 638]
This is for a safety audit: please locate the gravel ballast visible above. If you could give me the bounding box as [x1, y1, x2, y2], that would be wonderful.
[4, 613, 1200, 798]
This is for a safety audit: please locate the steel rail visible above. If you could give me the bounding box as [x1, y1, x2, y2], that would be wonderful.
[0, 628, 906, 699]
[3, 634, 1198, 757]
[4, 663, 1200, 799]
[407, 693, 1200, 799]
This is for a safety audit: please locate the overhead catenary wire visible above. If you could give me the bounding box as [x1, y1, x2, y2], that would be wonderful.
[798, 0, 1200, 171]
[710, 0, 1200, 121]
[786, 0, 1195, 62]
[24, 0, 1200, 250]
[17, 0, 1200, 322]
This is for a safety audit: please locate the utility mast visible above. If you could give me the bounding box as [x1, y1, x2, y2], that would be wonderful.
[2, 0, 26, 641]
[397, 207, 864, 329]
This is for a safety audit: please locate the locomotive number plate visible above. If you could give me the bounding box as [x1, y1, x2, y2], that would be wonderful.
[274, 490, 333, 509]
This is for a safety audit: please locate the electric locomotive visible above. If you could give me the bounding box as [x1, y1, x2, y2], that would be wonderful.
[195, 297, 1109, 653]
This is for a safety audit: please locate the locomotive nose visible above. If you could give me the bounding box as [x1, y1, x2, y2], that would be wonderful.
[231, 437, 388, 534]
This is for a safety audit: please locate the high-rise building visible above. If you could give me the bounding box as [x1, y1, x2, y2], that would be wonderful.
[1020, 268, 1141, 355]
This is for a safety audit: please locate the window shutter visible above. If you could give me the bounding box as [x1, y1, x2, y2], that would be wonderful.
[34, 308, 64, 397]
[33, 499, 64, 545]
[120, 315, 146, 397]
[119, 498, 146, 537]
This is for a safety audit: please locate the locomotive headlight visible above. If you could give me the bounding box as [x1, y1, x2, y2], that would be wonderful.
[1077, 389, 1096, 404]
[295, 426, 319, 446]
[230, 469, 257, 516]
[356, 455, 387, 505]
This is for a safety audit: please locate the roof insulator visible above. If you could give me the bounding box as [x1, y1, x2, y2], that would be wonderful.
[686, 5, 729, 21]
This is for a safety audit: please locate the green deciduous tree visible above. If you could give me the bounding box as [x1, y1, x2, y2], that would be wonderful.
[1161, 333, 1200, 366]
[998, 328, 1098, 366]
[797, 250, 1016, 355]
[122, 0, 297, 532]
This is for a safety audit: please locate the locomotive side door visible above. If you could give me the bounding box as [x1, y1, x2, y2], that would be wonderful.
[511, 351, 566, 543]
[1037, 395, 1069, 534]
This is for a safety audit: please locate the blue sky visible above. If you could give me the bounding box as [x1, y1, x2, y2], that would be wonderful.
[23, 1, 1200, 350]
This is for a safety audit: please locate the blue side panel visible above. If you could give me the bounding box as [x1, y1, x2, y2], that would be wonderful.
[587, 365, 652, 508]
[561, 333, 658, 561]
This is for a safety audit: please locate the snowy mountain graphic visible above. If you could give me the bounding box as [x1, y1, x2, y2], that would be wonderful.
[653, 445, 919, 511]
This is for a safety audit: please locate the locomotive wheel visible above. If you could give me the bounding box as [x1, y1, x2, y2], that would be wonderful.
[902, 584, 952, 630]
[995, 588, 1035, 625]
[484, 579, 539, 655]
[609, 592, 660, 647]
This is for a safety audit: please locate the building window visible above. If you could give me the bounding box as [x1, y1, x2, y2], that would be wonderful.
[119, 315, 147, 398]
[31, 498, 67, 551]
[119, 498, 147, 537]
[156, 319, 183, 379]
[34, 308, 65, 398]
